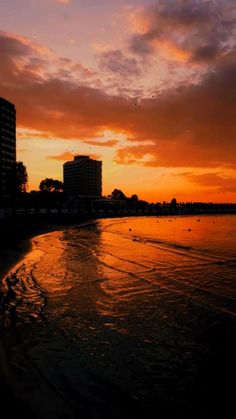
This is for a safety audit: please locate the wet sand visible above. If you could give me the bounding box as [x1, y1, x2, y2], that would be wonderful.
[0, 218, 67, 418]
[0, 216, 80, 280]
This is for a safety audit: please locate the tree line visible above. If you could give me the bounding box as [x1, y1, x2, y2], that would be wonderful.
[4, 162, 236, 216]
[7, 161, 63, 195]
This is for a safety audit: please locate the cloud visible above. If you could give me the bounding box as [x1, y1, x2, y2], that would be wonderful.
[1, 30, 236, 170]
[129, 0, 236, 65]
[115, 144, 155, 165]
[89, 153, 102, 161]
[99, 49, 142, 77]
[182, 172, 236, 193]
[47, 151, 101, 161]
[114, 57, 236, 168]
[47, 151, 74, 161]
[17, 128, 53, 140]
[0, 30, 94, 83]
[84, 139, 119, 147]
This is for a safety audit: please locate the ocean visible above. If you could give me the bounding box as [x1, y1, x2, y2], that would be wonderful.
[1, 215, 236, 418]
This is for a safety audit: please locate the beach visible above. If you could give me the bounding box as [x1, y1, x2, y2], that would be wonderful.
[0, 217, 55, 279]
[0, 217, 62, 418]
[0, 212, 95, 279]
[0, 215, 236, 418]
[0, 214, 80, 418]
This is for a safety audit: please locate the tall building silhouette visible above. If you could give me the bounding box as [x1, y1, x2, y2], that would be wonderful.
[0, 97, 16, 203]
[63, 155, 102, 197]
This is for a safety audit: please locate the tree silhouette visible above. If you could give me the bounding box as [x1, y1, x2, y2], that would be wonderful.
[39, 178, 64, 192]
[7, 161, 28, 195]
[130, 194, 139, 202]
[110, 189, 126, 200]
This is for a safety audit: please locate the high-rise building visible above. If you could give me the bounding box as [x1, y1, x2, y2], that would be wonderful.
[63, 155, 102, 197]
[0, 97, 16, 203]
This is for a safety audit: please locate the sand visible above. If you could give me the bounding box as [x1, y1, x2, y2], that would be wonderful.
[0, 215, 89, 418]
[0, 213, 87, 280]
[0, 220, 52, 280]
[0, 221, 41, 417]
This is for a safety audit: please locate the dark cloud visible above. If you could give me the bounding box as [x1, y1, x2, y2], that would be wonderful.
[0, 32, 33, 57]
[129, 0, 236, 64]
[191, 43, 221, 63]
[130, 34, 155, 56]
[1, 30, 236, 169]
[115, 53, 236, 168]
[99, 49, 142, 76]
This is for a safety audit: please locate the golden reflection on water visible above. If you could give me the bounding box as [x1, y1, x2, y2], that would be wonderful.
[32, 231, 70, 299]
[4, 215, 235, 329]
[95, 216, 236, 319]
[23, 216, 236, 323]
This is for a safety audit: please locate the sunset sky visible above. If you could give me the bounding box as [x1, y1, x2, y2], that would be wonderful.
[0, 0, 236, 202]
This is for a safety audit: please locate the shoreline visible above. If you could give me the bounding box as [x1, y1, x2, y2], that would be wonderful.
[0, 214, 104, 281]
[0, 219, 68, 281]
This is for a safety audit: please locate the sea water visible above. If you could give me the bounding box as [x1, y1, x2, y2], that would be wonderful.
[1, 215, 236, 418]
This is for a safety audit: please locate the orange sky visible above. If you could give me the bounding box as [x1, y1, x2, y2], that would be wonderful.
[0, 0, 236, 202]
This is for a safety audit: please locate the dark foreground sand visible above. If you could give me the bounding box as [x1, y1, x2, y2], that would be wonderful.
[0, 219, 57, 417]
[0, 216, 82, 418]
[0, 217, 72, 280]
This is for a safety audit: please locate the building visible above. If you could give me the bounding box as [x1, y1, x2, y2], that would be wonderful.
[0, 97, 16, 204]
[63, 155, 102, 197]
